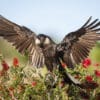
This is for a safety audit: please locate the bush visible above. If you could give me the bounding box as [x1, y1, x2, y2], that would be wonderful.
[0, 52, 100, 100]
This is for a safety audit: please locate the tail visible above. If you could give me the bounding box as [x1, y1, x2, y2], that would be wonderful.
[59, 65, 81, 85]
[59, 65, 98, 89]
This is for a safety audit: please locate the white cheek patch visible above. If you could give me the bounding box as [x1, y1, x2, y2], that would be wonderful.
[35, 38, 40, 44]
[44, 38, 50, 44]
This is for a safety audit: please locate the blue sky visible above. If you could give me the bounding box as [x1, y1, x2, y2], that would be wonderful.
[0, 0, 100, 41]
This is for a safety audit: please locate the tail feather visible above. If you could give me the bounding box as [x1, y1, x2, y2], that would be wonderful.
[60, 66, 99, 89]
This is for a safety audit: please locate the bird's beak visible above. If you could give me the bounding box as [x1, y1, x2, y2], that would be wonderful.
[39, 43, 44, 48]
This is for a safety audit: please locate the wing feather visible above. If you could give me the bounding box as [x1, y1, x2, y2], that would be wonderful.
[85, 19, 99, 28]
[0, 15, 45, 68]
[57, 17, 100, 68]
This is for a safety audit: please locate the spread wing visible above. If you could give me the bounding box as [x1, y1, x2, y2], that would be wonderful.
[0, 15, 44, 68]
[57, 17, 100, 68]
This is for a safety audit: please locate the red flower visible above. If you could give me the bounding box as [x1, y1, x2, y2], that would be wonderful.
[95, 70, 100, 77]
[1, 60, 9, 71]
[60, 59, 67, 68]
[9, 87, 14, 91]
[85, 75, 93, 82]
[31, 81, 37, 87]
[94, 63, 100, 67]
[82, 58, 91, 68]
[13, 57, 19, 67]
[60, 81, 65, 88]
[74, 75, 81, 79]
[62, 63, 67, 68]
[61, 61, 67, 68]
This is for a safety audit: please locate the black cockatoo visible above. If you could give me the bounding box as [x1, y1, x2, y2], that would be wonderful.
[0, 15, 100, 87]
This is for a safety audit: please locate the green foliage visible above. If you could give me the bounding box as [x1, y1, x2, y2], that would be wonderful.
[0, 54, 100, 100]
[90, 42, 100, 62]
[0, 39, 100, 100]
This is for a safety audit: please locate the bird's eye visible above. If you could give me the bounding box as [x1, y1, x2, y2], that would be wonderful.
[44, 38, 50, 44]
[35, 38, 41, 44]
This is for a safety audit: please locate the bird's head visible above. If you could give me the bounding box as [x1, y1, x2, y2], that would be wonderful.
[35, 34, 51, 48]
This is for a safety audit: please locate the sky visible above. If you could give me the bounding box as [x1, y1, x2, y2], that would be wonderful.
[0, 0, 100, 41]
